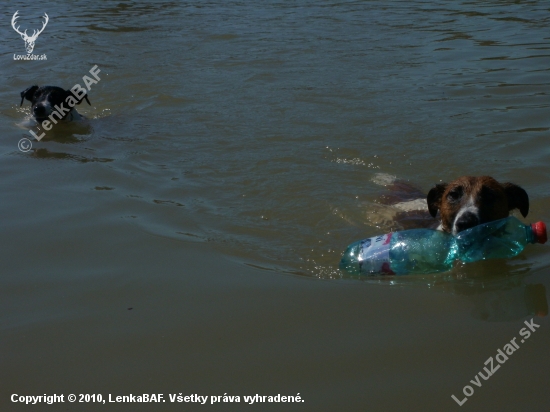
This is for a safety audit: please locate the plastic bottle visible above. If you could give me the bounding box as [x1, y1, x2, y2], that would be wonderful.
[339, 216, 547, 276]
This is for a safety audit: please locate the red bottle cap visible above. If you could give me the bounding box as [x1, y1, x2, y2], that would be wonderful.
[531, 221, 547, 244]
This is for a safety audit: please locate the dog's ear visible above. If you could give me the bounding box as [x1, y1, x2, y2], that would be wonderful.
[66, 89, 91, 106]
[503, 182, 529, 217]
[427, 183, 447, 218]
[20, 85, 39, 106]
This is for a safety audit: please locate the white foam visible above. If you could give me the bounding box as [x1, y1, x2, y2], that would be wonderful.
[371, 173, 397, 186]
[392, 199, 428, 212]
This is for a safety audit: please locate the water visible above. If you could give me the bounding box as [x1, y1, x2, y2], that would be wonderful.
[2, 1, 550, 411]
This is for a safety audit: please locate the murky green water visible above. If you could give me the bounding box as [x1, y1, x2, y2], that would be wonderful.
[2, 1, 549, 411]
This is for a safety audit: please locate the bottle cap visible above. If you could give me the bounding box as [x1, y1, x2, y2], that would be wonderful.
[531, 221, 547, 244]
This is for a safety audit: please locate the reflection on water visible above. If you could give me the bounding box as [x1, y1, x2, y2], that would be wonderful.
[438, 261, 548, 321]
[30, 148, 113, 163]
[340, 258, 549, 321]
[467, 283, 547, 322]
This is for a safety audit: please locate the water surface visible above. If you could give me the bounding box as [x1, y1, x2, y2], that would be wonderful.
[2, 1, 549, 411]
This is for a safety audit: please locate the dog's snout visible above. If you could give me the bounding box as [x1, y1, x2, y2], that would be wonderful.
[455, 212, 480, 233]
[33, 105, 46, 116]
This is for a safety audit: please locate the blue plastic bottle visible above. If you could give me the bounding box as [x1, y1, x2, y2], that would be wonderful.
[339, 217, 547, 276]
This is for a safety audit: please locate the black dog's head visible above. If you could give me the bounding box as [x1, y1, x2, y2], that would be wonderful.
[20, 85, 91, 122]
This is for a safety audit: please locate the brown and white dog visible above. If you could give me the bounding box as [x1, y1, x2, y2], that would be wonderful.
[373, 174, 529, 235]
[427, 176, 529, 235]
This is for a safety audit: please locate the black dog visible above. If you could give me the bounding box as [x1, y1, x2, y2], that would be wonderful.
[20, 85, 90, 123]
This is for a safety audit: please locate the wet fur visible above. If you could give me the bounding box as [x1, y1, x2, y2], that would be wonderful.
[427, 176, 529, 234]
[20, 85, 90, 122]
[374, 174, 529, 234]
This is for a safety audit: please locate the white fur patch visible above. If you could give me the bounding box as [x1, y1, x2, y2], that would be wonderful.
[452, 195, 480, 235]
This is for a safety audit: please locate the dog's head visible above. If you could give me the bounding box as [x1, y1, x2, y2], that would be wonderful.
[20, 85, 90, 122]
[427, 176, 529, 234]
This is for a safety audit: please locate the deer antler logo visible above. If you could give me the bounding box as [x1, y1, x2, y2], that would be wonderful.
[12, 11, 49, 54]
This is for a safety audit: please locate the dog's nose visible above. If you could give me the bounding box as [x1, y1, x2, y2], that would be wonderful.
[455, 212, 480, 233]
[33, 105, 46, 116]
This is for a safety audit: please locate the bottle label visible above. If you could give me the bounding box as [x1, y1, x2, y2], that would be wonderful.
[359, 233, 394, 275]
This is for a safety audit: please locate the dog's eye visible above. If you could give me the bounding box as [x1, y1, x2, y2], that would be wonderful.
[447, 188, 462, 202]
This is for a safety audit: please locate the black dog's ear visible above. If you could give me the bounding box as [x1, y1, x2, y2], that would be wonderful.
[427, 183, 447, 218]
[20, 85, 39, 106]
[503, 182, 529, 217]
[67, 89, 91, 106]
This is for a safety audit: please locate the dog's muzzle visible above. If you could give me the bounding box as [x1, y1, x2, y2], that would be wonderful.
[454, 211, 480, 233]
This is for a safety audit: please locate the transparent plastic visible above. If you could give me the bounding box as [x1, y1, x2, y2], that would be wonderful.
[339, 217, 545, 276]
